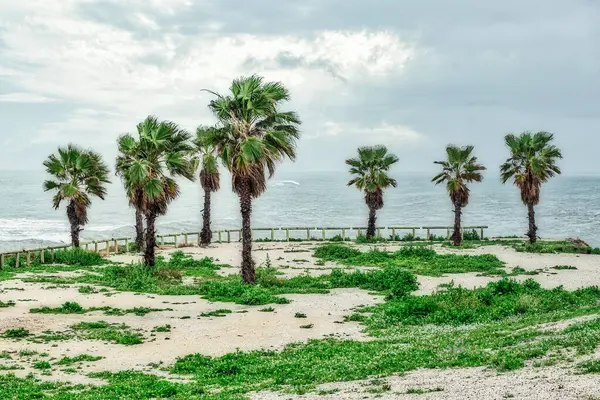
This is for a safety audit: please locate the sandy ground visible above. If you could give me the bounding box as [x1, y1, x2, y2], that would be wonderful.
[249, 360, 600, 400]
[1, 241, 600, 393]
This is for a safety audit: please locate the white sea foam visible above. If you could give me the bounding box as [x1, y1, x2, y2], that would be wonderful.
[272, 180, 300, 187]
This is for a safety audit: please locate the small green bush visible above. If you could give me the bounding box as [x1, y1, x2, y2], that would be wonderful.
[314, 245, 361, 261]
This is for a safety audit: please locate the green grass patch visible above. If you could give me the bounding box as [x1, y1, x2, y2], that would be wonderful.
[577, 360, 600, 374]
[0, 300, 16, 307]
[30, 302, 170, 316]
[360, 279, 600, 329]
[152, 325, 171, 333]
[56, 354, 103, 366]
[314, 244, 506, 277]
[552, 265, 578, 270]
[70, 321, 143, 345]
[2, 328, 30, 338]
[200, 309, 232, 318]
[32, 361, 52, 370]
[514, 241, 600, 255]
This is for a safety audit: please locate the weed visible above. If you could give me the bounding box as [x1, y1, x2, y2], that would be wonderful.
[152, 325, 172, 333]
[299, 324, 314, 329]
[71, 321, 143, 345]
[78, 285, 98, 294]
[553, 265, 578, 270]
[2, 328, 30, 338]
[259, 307, 275, 312]
[200, 309, 232, 318]
[406, 387, 444, 394]
[0, 300, 15, 308]
[33, 361, 52, 370]
[30, 301, 84, 314]
[294, 312, 307, 318]
[578, 360, 600, 374]
[56, 354, 102, 365]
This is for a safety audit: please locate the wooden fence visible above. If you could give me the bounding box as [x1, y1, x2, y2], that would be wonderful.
[0, 225, 487, 269]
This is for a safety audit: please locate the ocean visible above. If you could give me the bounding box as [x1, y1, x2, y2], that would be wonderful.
[1, 170, 599, 251]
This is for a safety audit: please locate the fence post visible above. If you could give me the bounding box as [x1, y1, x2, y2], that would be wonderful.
[15, 252, 19, 268]
[40, 249, 45, 264]
[306, 229, 310, 240]
[105, 241, 110, 256]
[357, 228, 362, 237]
[26, 252, 31, 267]
[480, 227, 484, 240]
[391, 228, 396, 240]
[285, 229, 290, 241]
[160, 236, 165, 246]
[322, 229, 325, 240]
[376, 228, 381, 239]
[0, 254, 4, 269]
[446, 228, 451, 239]
[197, 232, 201, 245]
[114, 239, 119, 254]
[85, 243, 89, 251]
[227, 231, 231, 243]
[239, 230, 242, 242]
[51, 249, 55, 263]
[174, 234, 178, 248]
[341, 229, 345, 240]
[94, 241, 98, 253]
[426, 229, 431, 241]
[184, 233, 188, 246]
[412, 228, 416, 237]
[218, 231, 222, 243]
[125, 239, 129, 253]
[271, 229, 275, 241]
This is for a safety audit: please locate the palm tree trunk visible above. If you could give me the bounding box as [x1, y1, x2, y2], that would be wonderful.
[66, 200, 80, 248]
[239, 178, 255, 284]
[527, 203, 538, 244]
[144, 212, 157, 267]
[452, 203, 462, 246]
[200, 187, 212, 246]
[135, 209, 145, 252]
[366, 207, 377, 240]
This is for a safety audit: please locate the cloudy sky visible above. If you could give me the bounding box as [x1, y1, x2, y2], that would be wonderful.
[1, 0, 599, 174]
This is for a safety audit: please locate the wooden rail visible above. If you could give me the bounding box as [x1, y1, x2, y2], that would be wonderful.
[0, 225, 488, 269]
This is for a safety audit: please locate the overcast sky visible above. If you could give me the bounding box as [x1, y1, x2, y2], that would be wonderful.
[1, 0, 599, 175]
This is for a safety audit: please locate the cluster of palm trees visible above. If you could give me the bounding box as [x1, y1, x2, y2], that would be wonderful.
[42, 73, 563, 284]
[43, 75, 300, 284]
[347, 131, 562, 246]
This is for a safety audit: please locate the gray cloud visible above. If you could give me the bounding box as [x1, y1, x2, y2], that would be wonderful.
[1, 0, 599, 174]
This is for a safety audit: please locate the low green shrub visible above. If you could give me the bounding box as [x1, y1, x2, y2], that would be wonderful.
[363, 279, 600, 328]
[313, 244, 361, 261]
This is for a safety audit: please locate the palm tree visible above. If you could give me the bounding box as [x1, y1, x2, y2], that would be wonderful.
[501, 132, 562, 244]
[117, 116, 195, 267]
[203, 75, 301, 284]
[43, 144, 110, 247]
[194, 125, 221, 246]
[346, 146, 399, 240]
[116, 134, 145, 252]
[432, 145, 486, 246]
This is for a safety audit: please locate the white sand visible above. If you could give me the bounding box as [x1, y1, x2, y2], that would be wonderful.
[1, 241, 600, 394]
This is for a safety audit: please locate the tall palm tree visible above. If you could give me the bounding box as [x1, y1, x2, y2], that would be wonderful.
[116, 134, 145, 252]
[117, 116, 195, 267]
[43, 144, 110, 247]
[203, 75, 301, 284]
[432, 145, 486, 246]
[500, 132, 562, 244]
[346, 146, 399, 240]
[194, 125, 221, 246]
